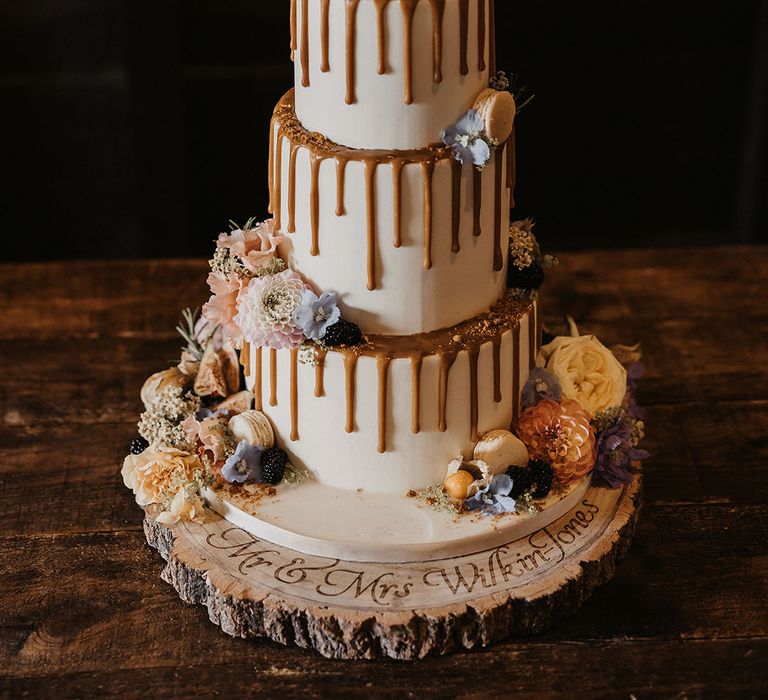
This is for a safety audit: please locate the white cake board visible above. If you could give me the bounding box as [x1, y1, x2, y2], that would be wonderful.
[203, 477, 592, 563]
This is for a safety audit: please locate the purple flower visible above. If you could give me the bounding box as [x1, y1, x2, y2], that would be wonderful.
[195, 406, 230, 421]
[441, 110, 491, 167]
[594, 417, 649, 488]
[293, 289, 341, 341]
[221, 440, 263, 484]
[521, 368, 563, 409]
[465, 474, 516, 516]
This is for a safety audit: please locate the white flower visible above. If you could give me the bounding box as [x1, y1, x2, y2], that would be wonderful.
[234, 269, 307, 349]
[537, 335, 627, 418]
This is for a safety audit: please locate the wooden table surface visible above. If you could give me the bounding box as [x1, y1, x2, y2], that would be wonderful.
[1, 247, 767, 698]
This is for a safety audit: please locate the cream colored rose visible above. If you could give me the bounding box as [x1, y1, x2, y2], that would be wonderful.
[538, 335, 627, 417]
[156, 488, 206, 525]
[121, 447, 200, 507]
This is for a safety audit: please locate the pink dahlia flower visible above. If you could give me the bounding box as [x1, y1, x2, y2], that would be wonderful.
[217, 218, 283, 273]
[235, 269, 306, 349]
[202, 272, 244, 348]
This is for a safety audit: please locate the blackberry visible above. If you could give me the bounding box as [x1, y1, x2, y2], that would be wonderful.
[507, 262, 545, 291]
[261, 447, 288, 485]
[506, 466, 533, 498]
[129, 436, 150, 455]
[528, 460, 554, 498]
[323, 319, 363, 347]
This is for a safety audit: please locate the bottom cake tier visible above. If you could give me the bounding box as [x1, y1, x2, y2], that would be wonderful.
[244, 297, 541, 494]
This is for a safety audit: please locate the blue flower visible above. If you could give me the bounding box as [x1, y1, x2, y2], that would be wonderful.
[221, 440, 263, 484]
[465, 474, 516, 516]
[293, 289, 341, 341]
[441, 110, 491, 167]
[521, 368, 563, 408]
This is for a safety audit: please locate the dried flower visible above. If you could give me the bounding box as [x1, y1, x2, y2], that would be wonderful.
[156, 486, 207, 525]
[221, 439, 263, 484]
[517, 399, 596, 484]
[216, 218, 283, 274]
[538, 335, 628, 418]
[508, 220, 537, 270]
[235, 268, 307, 349]
[522, 367, 562, 408]
[465, 474, 516, 516]
[298, 342, 320, 367]
[138, 386, 201, 450]
[490, 71, 511, 92]
[441, 110, 491, 168]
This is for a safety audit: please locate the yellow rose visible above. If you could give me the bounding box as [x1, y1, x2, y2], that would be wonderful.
[121, 447, 200, 507]
[538, 335, 627, 417]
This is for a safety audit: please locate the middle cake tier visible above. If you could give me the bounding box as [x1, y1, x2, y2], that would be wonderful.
[269, 90, 515, 336]
[243, 294, 540, 494]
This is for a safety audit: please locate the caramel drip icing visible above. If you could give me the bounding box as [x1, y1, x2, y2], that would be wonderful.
[320, 0, 331, 72]
[437, 351, 457, 432]
[507, 125, 517, 204]
[410, 352, 423, 433]
[267, 117, 275, 214]
[289, 348, 300, 441]
[468, 346, 480, 442]
[309, 154, 326, 256]
[290, 0, 297, 59]
[269, 92, 457, 278]
[374, 0, 390, 74]
[401, 0, 417, 104]
[391, 159, 404, 247]
[473, 167, 482, 237]
[240, 341, 251, 378]
[314, 348, 327, 397]
[458, 0, 470, 75]
[528, 307, 537, 370]
[335, 156, 348, 216]
[269, 348, 278, 406]
[492, 335, 502, 403]
[429, 0, 446, 82]
[376, 355, 391, 453]
[254, 347, 263, 411]
[300, 0, 310, 87]
[511, 321, 520, 429]
[273, 131, 284, 230]
[364, 159, 379, 290]
[287, 143, 300, 233]
[450, 158, 461, 253]
[322, 295, 535, 447]
[492, 142, 506, 272]
[421, 159, 434, 270]
[477, 0, 487, 71]
[489, 0, 496, 74]
[345, 0, 360, 104]
[343, 352, 358, 432]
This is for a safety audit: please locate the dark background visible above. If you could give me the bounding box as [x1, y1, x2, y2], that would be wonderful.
[2, 0, 767, 262]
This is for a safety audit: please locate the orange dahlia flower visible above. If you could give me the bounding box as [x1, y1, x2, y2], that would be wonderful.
[517, 399, 596, 484]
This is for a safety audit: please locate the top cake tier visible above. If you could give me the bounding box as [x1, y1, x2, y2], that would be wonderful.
[292, 0, 494, 150]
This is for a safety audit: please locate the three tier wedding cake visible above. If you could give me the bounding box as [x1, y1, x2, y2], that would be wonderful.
[123, 0, 646, 564]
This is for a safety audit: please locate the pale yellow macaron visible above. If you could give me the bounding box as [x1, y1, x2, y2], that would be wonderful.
[473, 88, 516, 145]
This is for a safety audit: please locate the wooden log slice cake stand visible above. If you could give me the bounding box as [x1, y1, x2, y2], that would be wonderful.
[141, 469, 642, 660]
